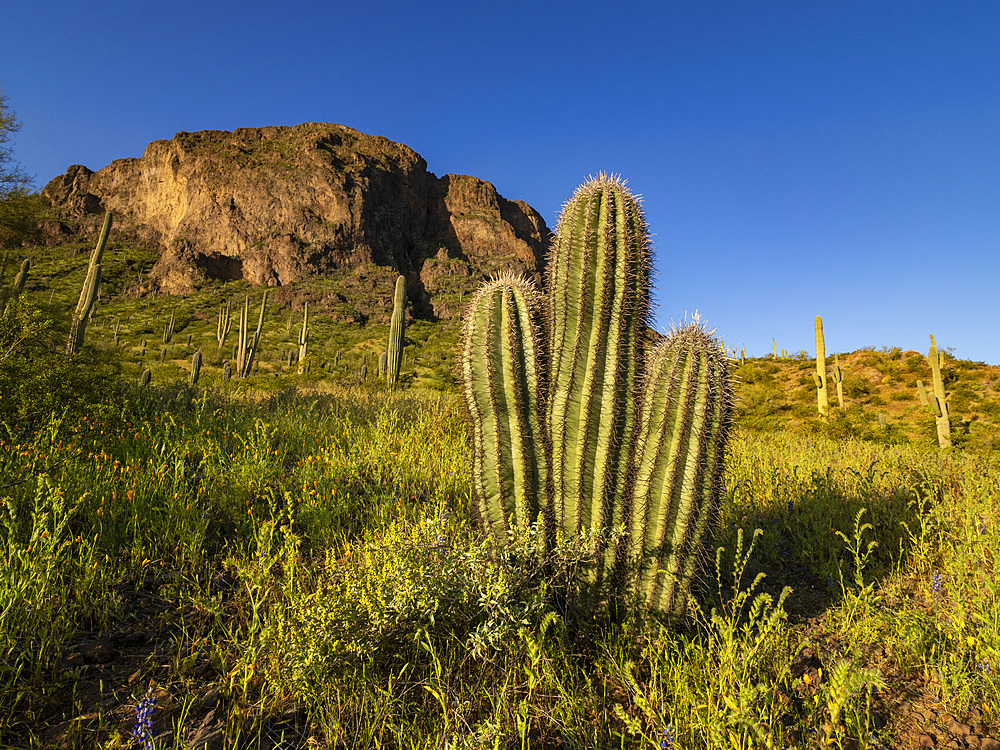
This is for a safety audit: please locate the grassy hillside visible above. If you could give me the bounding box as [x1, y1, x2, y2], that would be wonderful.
[1, 240, 998, 748]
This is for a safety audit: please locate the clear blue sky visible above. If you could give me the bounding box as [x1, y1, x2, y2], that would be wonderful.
[4, 1, 999, 364]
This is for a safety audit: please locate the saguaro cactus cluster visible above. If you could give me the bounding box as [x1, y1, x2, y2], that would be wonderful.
[460, 175, 734, 621]
[236, 292, 268, 378]
[67, 212, 112, 355]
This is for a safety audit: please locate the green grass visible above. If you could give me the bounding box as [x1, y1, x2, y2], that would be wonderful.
[0, 243, 998, 747]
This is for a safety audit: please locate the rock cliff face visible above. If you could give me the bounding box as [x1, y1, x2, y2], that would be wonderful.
[42, 123, 550, 319]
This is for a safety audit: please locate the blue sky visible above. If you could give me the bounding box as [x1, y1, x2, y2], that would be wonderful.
[4, 1, 999, 364]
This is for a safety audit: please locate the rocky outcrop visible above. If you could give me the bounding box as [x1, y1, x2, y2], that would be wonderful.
[41, 123, 550, 319]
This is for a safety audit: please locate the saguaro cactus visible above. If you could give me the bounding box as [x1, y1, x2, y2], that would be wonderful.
[460, 175, 733, 620]
[2, 258, 30, 316]
[236, 292, 268, 378]
[830, 354, 844, 409]
[927, 334, 952, 449]
[162, 310, 175, 344]
[190, 350, 202, 385]
[297, 302, 309, 374]
[217, 302, 232, 350]
[67, 212, 112, 355]
[814, 316, 829, 418]
[140, 369, 151, 387]
[386, 275, 406, 385]
[461, 273, 550, 552]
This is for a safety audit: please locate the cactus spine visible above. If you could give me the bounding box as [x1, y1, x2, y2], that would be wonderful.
[461, 274, 550, 551]
[67, 212, 112, 354]
[629, 323, 733, 619]
[297, 302, 309, 373]
[190, 350, 202, 385]
[927, 334, 952, 449]
[217, 302, 232, 350]
[386, 275, 406, 385]
[236, 292, 268, 378]
[814, 316, 829, 418]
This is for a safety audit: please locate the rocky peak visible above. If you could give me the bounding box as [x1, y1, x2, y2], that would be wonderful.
[42, 123, 550, 319]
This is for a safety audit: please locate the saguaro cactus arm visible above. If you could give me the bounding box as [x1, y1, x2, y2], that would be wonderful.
[546, 175, 650, 559]
[460, 273, 550, 551]
[628, 321, 733, 621]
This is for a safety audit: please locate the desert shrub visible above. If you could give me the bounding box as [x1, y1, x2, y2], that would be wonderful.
[0, 300, 125, 425]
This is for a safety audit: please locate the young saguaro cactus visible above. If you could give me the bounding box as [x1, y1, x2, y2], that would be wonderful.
[1, 258, 30, 317]
[162, 309, 176, 344]
[67, 212, 112, 355]
[386, 275, 406, 385]
[814, 316, 829, 418]
[461, 273, 551, 552]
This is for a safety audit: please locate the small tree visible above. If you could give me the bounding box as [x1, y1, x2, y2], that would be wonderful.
[0, 87, 38, 250]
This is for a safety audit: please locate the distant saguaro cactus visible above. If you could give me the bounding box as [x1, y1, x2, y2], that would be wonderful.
[190, 350, 202, 385]
[67, 212, 112, 355]
[297, 302, 309, 374]
[927, 335, 952, 449]
[814, 316, 829, 418]
[162, 310, 175, 344]
[386, 275, 406, 385]
[236, 292, 268, 378]
[831, 353, 844, 409]
[217, 302, 232, 351]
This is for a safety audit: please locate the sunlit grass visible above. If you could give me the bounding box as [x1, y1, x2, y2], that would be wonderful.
[1, 370, 997, 747]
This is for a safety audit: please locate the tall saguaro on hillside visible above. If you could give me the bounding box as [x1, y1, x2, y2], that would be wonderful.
[814, 315, 829, 419]
[67, 212, 112, 355]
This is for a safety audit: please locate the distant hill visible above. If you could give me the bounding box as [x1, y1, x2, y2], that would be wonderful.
[733, 348, 1000, 451]
[39, 123, 550, 322]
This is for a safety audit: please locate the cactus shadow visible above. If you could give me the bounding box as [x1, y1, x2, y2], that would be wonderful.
[692, 467, 932, 625]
